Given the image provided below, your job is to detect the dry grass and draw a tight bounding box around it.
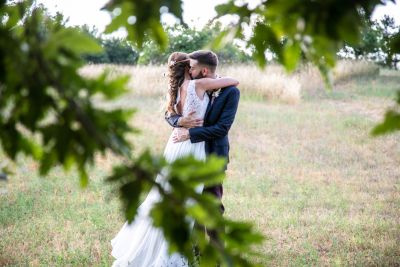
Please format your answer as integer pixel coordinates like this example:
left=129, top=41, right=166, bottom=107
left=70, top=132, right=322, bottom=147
left=80, top=64, right=167, bottom=97
left=218, top=65, right=302, bottom=104
left=333, top=60, right=380, bottom=82
left=1, top=63, right=399, bottom=266
left=81, top=60, right=379, bottom=106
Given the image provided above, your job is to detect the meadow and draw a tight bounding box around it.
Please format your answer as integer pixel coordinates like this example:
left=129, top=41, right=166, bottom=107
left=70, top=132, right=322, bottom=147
left=1, top=61, right=399, bottom=266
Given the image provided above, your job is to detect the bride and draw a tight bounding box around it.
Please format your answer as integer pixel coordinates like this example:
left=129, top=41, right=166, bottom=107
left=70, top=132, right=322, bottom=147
left=111, top=52, right=238, bottom=267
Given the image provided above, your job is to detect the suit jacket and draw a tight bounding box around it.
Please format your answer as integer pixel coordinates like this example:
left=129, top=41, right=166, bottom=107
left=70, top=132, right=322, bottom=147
left=165, top=85, right=240, bottom=167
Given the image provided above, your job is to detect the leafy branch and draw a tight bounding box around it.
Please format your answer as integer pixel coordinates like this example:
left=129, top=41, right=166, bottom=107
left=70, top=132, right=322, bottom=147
left=1, top=1, right=264, bottom=266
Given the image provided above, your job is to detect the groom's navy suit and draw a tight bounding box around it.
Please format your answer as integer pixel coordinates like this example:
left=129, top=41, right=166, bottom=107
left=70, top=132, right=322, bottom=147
left=165, top=85, right=240, bottom=212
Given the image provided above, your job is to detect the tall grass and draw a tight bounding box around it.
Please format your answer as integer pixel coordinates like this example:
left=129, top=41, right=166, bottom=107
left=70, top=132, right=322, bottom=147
left=80, top=60, right=379, bottom=105
left=218, top=65, right=302, bottom=104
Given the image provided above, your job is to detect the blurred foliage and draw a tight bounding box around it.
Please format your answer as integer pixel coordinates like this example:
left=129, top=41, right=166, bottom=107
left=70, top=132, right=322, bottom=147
left=1, top=1, right=263, bottom=266
left=137, top=23, right=252, bottom=65
left=0, top=1, right=135, bottom=184
left=372, top=90, right=400, bottom=135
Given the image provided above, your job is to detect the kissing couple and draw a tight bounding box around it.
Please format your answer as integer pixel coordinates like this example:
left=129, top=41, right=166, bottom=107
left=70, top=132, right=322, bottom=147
left=111, top=50, right=240, bottom=267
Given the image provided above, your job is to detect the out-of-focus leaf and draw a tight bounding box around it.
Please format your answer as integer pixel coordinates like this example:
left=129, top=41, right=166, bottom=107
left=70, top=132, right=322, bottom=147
left=39, top=151, right=57, bottom=176
left=209, top=27, right=239, bottom=50
left=223, top=220, right=265, bottom=251
left=4, top=2, right=23, bottom=28
left=19, top=135, right=43, bottom=160
left=79, top=165, right=89, bottom=188
left=151, top=199, right=193, bottom=259
left=215, top=1, right=253, bottom=21
left=103, top=0, right=183, bottom=49
left=120, top=179, right=143, bottom=223
left=371, top=110, right=400, bottom=135
left=46, top=28, right=102, bottom=56
left=250, top=23, right=281, bottom=68
left=88, top=70, right=130, bottom=99
left=283, top=40, right=301, bottom=71
left=169, top=155, right=225, bottom=186
left=149, top=19, right=168, bottom=50
left=104, top=2, right=133, bottom=34
left=62, top=153, right=75, bottom=171
left=336, top=9, right=362, bottom=45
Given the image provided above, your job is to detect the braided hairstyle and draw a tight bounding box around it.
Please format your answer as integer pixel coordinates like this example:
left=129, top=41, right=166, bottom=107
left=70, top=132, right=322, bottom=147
left=166, top=52, right=190, bottom=115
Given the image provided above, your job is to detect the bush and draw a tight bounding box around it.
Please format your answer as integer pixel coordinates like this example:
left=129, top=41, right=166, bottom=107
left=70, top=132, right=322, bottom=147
left=79, top=25, right=138, bottom=65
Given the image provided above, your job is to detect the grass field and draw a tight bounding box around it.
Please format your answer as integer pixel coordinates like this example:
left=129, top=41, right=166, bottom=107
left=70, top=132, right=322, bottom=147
left=1, top=64, right=399, bottom=266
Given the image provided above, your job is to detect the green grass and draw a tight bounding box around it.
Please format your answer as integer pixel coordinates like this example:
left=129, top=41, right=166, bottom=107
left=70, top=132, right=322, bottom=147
left=1, top=70, right=400, bottom=266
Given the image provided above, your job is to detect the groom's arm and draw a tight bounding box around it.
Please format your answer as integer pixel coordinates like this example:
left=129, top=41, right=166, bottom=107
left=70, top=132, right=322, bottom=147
left=189, top=88, right=240, bottom=143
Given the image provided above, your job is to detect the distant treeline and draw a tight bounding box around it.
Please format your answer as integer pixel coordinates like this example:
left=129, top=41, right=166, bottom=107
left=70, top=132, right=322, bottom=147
left=79, top=13, right=399, bottom=69
left=80, top=23, right=252, bottom=65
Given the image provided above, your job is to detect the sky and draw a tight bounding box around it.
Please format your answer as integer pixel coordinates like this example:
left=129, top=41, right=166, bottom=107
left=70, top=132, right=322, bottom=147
left=36, top=0, right=400, bottom=33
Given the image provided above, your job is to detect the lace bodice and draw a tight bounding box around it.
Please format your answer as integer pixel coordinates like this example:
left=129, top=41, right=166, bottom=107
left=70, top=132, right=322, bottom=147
left=175, top=80, right=209, bottom=119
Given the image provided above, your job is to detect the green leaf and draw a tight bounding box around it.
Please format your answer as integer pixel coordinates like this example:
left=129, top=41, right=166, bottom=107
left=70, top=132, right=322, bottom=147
left=19, top=136, right=43, bottom=160
left=62, top=153, right=75, bottom=171
left=336, top=10, right=361, bottom=45
left=371, top=110, right=400, bottom=136
left=104, top=2, right=133, bottom=34
left=209, top=27, right=239, bottom=50
left=283, top=40, right=301, bottom=71
left=79, top=165, right=89, bottom=187
left=4, top=2, right=23, bottom=28
left=91, top=71, right=130, bottom=99
left=120, top=180, right=142, bottom=223
left=149, top=19, right=169, bottom=50
left=39, top=151, right=57, bottom=176
left=250, top=23, right=283, bottom=68
left=187, top=203, right=218, bottom=228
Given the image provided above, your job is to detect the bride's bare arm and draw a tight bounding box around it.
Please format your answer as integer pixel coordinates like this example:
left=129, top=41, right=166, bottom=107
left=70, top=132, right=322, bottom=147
left=195, top=77, right=239, bottom=92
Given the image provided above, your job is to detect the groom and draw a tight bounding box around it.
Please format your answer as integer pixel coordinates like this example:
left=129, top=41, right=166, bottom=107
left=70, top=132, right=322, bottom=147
left=165, top=50, right=240, bottom=215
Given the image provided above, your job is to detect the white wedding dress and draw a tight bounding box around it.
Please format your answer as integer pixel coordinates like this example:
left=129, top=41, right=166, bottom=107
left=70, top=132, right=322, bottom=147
left=111, top=80, right=209, bottom=267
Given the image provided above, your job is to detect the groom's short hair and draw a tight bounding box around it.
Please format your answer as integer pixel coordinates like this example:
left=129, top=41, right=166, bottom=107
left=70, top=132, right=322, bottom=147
left=189, top=50, right=218, bottom=73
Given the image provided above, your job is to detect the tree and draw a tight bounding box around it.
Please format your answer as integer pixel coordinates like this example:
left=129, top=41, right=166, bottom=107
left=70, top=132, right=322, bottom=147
left=137, top=23, right=251, bottom=65
left=379, top=15, right=400, bottom=68
left=340, top=14, right=400, bottom=69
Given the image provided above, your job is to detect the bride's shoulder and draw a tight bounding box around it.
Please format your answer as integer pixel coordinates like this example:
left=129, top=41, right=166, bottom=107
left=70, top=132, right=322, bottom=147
left=187, top=79, right=197, bottom=90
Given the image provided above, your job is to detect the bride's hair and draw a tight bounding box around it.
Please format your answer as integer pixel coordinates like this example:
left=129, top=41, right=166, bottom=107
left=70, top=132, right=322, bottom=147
left=166, top=52, right=190, bottom=115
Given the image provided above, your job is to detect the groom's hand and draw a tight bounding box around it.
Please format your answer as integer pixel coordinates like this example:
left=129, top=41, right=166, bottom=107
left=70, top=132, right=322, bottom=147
left=173, top=128, right=190, bottom=143
left=178, top=111, right=203, bottom=128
